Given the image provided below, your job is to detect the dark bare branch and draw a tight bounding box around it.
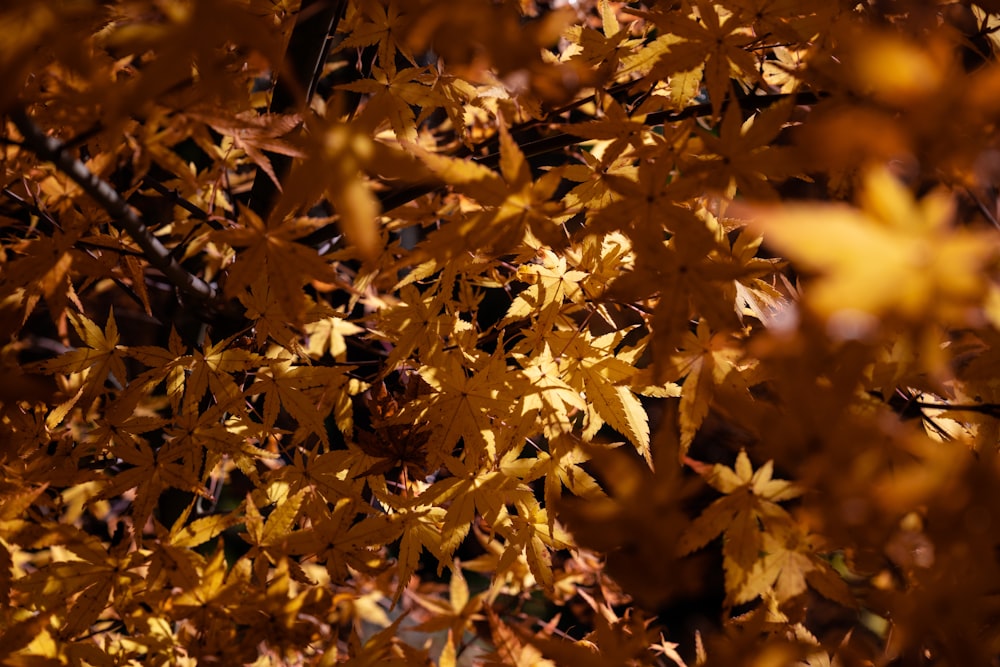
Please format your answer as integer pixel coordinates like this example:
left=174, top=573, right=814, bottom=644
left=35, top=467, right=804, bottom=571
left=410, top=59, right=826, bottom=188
left=10, top=108, right=219, bottom=305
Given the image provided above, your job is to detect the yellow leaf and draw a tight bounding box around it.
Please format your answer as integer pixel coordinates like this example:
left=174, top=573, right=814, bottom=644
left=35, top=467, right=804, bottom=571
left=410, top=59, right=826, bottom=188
left=679, top=449, right=798, bottom=574
left=439, top=631, right=457, bottom=667
left=485, top=607, right=556, bottom=667
left=584, top=378, right=650, bottom=463
left=305, top=310, right=365, bottom=361
left=336, top=177, right=381, bottom=263
left=449, top=564, right=469, bottom=612
left=170, top=512, right=242, bottom=549
left=670, top=64, right=705, bottom=108
left=749, top=167, right=996, bottom=334
left=666, top=321, right=749, bottom=457
left=600, top=0, right=619, bottom=37
left=260, top=489, right=305, bottom=547
left=213, top=205, right=341, bottom=322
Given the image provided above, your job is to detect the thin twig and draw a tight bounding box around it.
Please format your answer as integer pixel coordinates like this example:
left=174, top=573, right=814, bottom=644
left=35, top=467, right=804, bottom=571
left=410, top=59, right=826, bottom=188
left=140, top=175, right=213, bottom=222
left=75, top=239, right=146, bottom=258
left=2, top=186, right=60, bottom=230
left=964, top=186, right=1000, bottom=230
left=6, top=186, right=167, bottom=259
left=10, top=108, right=220, bottom=305
left=914, top=401, right=1000, bottom=417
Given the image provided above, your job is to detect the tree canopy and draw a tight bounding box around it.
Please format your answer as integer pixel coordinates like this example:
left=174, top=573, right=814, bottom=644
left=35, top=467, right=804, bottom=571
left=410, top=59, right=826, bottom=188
left=3, top=0, right=1000, bottom=665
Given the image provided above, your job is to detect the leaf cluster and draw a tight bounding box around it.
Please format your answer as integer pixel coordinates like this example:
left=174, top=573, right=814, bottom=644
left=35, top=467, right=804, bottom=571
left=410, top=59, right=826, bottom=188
left=3, top=0, right=1000, bottom=665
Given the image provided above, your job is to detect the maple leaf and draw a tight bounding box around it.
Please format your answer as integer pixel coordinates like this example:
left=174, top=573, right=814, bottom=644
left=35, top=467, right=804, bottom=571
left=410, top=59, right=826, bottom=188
left=81, top=387, right=166, bottom=459
left=664, top=320, right=755, bottom=457
left=679, top=449, right=802, bottom=595
left=15, top=531, right=146, bottom=637
left=36, top=309, right=128, bottom=410
left=169, top=540, right=251, bottom=631
left=129, top=330, right=262, bottom=416
left=305, top=307, right=365, bottom=361
left=240, top=489, right=308, bottom=584
left=413, top=347, right=527, bottom=466
left=183, top=108, right=305, bottom=188
left=561, top=149, right=637, bottom=216
left=483, top=606, right=556, bottom=667
left=494, top=495, right=573, bottom=591
left=237, top=273, right=323, bottom=351
left=541, top=327, right=653, bottom=460
left=729, top=0, right=834, bottom=44
left=626, top=0, right=761, bottom=117
left=728, top=229, right=788, bottom=325
left=421, top=457, right=528, bottom=560
left=338, top=613, right=418, bottom=666
left=355, top=419, right=433, bottom=480
left=503, top=437, right=605, bottom=523
left=162, top=405, right=259, bottom=485
left=748, top=166, right=997, bottom=337
left=250, top=557, right=336, bottom=652
left=79, top=226, right=154, bottom=314
left=266, top=448, right=362, bottom=511
left=651, top=632, right=689, bottom=667
left=0, top=226, right=83, bottom=323
left=418, top=64, right=478, bottom=146
left=564, top=97, right=658, bottom=164
left=101, top=435, right=212, bottom=536
left=339, top=0, right=417, bottom=69
left=503, top=249, right=587, bottom=337
left=389, top=503, right=449, bottom=600
left=181, top=339, right=263, bottom=414
left=413, top=121, right=566, bottom=254
left=678, top=100, right=801, bottom=200
left=728, top=528, right=852, bottom=607
left=213, top=205, right=341, bottom=323
left=564, top=0, right=639, bottom=75
left=523, top=600, right=661, bottom=667
left=287, top=497, right=400, bottom=583
left=564, top=231, right=636, bottom=309
left=461, top=524, right=537, bottom=597
left=373, top=277, right=470, bottom=370
left=514, top=343, right=588, bottom=441
left=124, top=327, right=190, bottom=400
left=608, top=215, right=747, bottom=364
left=410, top=563, right=483, bottom=637
left=167, top=507, right=242, bottom=550
left=590, top=157, right=707, bottom=248
left=245, top=350, right=353, bottom=446
left=340, top=64, right=446, bottom=142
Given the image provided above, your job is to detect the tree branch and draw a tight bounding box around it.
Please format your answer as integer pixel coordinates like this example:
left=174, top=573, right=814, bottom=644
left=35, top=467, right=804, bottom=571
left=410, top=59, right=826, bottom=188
left=140, top=175, right=212, bottom=223
left=10, top=109, right=220, bottom=305
left=914, top=401, right=1000, bottom=418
